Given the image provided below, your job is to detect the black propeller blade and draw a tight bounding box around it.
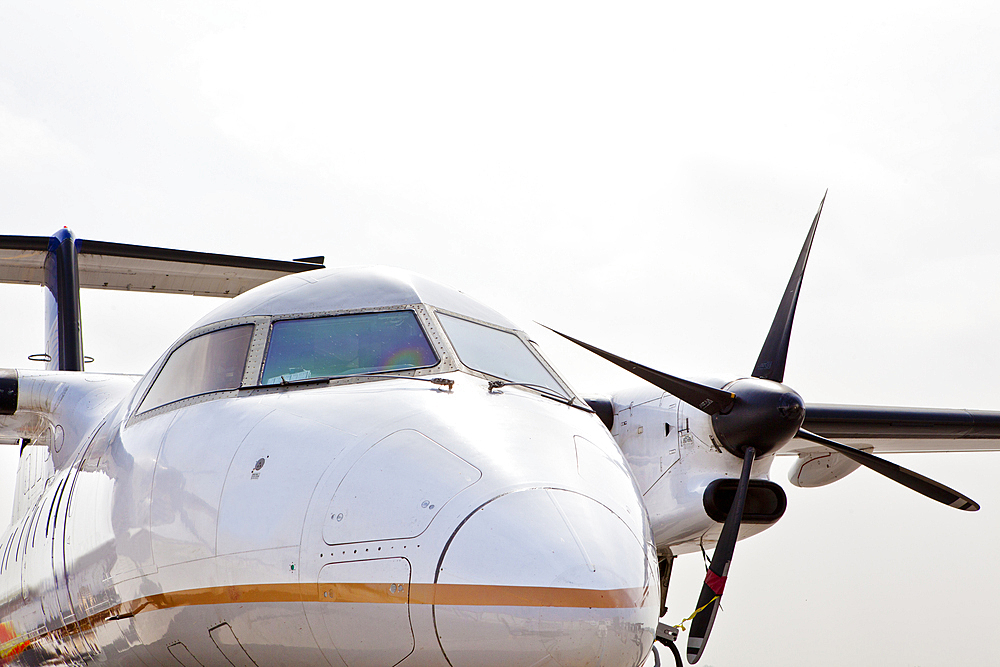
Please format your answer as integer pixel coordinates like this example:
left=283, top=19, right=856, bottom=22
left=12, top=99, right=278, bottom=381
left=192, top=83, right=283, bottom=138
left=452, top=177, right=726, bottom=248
left=796, top=428, right=979, bottom=511
left=542, top=193, right=980, bottom=664
left=540, top=326, right=736, bottom=416
left=753, top=191, right=826, bottom=382
left=541, top=330, right=804, bottom=458
left=686, top=447, right=756, bottom=664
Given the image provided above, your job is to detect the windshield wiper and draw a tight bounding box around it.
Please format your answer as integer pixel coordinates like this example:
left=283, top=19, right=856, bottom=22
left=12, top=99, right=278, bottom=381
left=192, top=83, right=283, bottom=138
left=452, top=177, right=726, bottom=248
left=486, top=380, right=592, bottom=412
left=247, top=373, right=454, bottom=390
left=341, top=373, right=454, bottom=389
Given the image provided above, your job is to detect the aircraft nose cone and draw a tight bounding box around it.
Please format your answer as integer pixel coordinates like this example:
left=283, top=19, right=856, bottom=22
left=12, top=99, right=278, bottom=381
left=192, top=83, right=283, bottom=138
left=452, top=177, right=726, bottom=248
left=431, top=488, right=658, bottom=667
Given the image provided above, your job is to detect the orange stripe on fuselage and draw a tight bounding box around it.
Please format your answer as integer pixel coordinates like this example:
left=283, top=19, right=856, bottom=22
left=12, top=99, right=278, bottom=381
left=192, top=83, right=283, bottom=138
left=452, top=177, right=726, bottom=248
left=1, top=580, right=648, bottom=656
left=408, top=583, right=646, bottom=608
left=118, top=581, right=647, bottom=612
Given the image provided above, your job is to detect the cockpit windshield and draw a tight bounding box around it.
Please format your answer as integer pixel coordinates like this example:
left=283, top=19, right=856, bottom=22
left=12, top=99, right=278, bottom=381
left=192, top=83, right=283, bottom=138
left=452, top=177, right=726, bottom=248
left=261, top=310, right=438, bottom=385
left=139, top=324, right=254, bottom=412
left=436, top=313, right=569, bottom=398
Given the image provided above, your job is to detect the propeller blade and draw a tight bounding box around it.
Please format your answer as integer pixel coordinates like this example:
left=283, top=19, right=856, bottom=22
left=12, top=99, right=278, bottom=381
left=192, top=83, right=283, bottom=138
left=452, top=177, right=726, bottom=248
left=752, top=192, right=827, bottom=382
left=687, top=447, right=756, bottom=664
left=541, top=326, right=735, bottom=415
left=796, top=428, right=979, bottom=511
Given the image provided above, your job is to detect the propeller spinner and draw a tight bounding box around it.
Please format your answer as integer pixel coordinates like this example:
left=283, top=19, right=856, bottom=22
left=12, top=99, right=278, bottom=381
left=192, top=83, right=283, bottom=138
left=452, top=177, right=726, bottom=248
left=544, top=192, right=979, bottom=664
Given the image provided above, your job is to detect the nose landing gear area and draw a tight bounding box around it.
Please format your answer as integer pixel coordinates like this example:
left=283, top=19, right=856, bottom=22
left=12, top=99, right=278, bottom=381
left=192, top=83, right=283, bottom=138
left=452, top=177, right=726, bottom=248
left=646, top=624, right=683, bottom=667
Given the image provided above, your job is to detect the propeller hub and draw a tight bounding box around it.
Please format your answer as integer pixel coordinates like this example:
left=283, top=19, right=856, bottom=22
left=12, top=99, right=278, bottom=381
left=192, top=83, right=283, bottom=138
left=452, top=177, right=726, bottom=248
left=711, top=378, right=805, bottom=457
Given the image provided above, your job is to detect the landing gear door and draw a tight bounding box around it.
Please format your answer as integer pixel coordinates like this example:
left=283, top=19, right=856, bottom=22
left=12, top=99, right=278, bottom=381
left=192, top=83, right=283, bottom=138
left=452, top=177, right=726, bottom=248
left=307, top=557, right=414, bottom=667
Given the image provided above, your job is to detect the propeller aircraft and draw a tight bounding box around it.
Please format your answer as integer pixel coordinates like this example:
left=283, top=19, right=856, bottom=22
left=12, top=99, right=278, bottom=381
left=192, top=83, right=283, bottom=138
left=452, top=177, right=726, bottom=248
left=0, top=196, right=998, bottom=667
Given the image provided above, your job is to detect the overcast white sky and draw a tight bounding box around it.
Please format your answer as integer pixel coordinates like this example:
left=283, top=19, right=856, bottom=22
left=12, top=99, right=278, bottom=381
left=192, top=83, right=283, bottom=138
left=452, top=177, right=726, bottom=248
left=2, top=2, right=999, bottom=665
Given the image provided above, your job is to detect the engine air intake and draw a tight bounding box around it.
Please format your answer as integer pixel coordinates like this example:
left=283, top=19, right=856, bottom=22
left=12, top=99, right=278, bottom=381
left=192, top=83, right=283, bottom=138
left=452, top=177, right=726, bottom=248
left=703, top=479, right=787, bottom=525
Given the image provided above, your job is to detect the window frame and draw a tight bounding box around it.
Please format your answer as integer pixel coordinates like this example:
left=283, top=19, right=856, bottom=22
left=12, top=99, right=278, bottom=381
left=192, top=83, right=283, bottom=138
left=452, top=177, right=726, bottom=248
left=430, top=308, right=577, bottom=401
left=130, top=317, right=268, bottom=421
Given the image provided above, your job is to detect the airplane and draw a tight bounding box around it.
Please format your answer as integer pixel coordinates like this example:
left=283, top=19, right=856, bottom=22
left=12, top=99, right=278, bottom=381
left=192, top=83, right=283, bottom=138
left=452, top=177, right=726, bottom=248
left=0, top=196, right=998, bottom=667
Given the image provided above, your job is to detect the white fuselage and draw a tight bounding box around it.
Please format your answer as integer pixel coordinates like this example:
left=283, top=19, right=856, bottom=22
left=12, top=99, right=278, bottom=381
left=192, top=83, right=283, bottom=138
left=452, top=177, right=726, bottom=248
left=0, top=267, right=661, bottom=667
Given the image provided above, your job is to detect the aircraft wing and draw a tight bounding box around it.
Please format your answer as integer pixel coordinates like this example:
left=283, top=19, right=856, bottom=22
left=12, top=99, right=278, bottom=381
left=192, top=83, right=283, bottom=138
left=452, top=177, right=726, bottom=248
left=0, top=235, right=324, bottom=297
left=779, top=403, right=1000, bottom=454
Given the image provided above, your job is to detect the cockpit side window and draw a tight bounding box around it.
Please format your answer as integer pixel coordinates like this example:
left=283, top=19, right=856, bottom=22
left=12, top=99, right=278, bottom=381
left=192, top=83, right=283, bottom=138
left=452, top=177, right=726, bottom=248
left=260, top=310, right=438, bottom=385
left=139, top=325, right=254, bottom=413
left=436, top=313, right=569, bottom=398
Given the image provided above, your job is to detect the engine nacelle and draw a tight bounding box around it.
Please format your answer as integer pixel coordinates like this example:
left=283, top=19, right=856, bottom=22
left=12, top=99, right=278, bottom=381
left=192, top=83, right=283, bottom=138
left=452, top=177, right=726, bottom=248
left=788, top=449, right=865, bottom=487
left=601, top=385, right=787, bottom=555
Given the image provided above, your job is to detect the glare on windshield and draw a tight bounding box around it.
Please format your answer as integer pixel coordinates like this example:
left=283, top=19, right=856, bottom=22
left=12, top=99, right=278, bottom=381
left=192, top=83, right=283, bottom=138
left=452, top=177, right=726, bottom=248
left=261, top=311, right=438, bottom=385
